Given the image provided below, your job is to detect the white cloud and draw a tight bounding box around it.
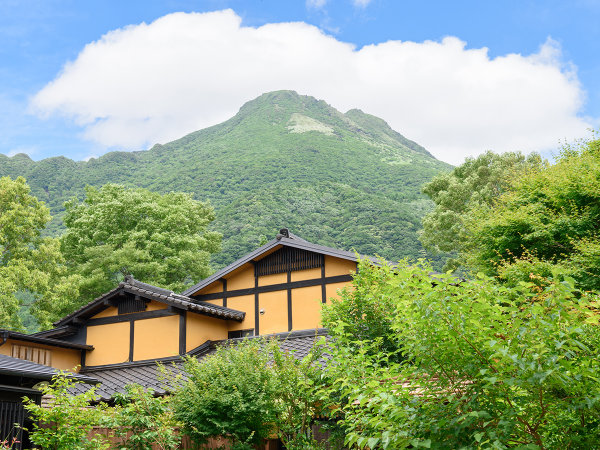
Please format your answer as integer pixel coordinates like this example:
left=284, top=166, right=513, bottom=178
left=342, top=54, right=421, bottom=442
left=353, top=0, right=373, bottom=7
left=32, top=9, right=595, bottom=165
left=306, top=0, right=327, bottom=9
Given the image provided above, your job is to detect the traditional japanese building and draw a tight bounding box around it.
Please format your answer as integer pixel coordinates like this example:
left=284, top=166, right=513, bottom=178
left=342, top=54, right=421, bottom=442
left=0, top=229, right=365, bottom=401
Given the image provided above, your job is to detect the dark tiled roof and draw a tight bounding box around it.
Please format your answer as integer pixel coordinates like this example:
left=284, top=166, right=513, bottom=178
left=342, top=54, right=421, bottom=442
left=182, top=231, right=376, bottom=296
left=55, top=276, right=245, bottom=327
left=0, top=329, right=93, bottom=350
left=0, top=354, right=99, bottom=384
left=32, top=325, right=78, bottom=339
left=73, top=329, right=329, bottom=401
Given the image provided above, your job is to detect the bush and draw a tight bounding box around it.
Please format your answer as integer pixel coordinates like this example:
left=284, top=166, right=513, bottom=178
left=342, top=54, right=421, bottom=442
left=172, top=337, right=328, bottom=449
left=23, top=373, right=110, bottom=450
left=108, top=384, right=181, bottom=450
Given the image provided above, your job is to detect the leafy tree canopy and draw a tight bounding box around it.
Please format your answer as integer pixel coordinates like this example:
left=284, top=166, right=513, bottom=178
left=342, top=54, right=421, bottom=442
left=322, top=260, right=600, bottom=449
left=0, top=176, right=80, bottom=330
left=172, top=338, right=327, bottom=449
left=420, top=151, right=544, bottom=271
left=61, top=183, right=221, bottom=304
left=465, top=135, right=600, bottom=291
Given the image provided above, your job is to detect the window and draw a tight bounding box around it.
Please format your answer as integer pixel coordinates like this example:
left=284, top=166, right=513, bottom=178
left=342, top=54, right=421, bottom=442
left=11, top=344, right=52, bottom=366
left=228, top=329, right=254, bottom=339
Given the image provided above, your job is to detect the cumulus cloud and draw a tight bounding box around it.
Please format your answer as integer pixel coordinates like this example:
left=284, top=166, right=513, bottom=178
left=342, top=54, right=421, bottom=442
left=32, top=9, right=594, bottom=165
left=306, top=0, right=327, bottom=9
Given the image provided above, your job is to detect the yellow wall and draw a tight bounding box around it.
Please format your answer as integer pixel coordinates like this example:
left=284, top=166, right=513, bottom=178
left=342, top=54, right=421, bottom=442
left=258, top=290, right=288, bottom=335
left=204, top=299, right=223, bottom=306
left=196, top=283, right=223, bottom=296
left=186, top=313, right=228, bottom=351
left=145, top=301, right=167, bottom=311
left=227, top=295, right=255, bottom=331
left=89, top=299, right=166, bottom=318
left=258, top=272, right=287, bottom=286
left=133, top=315, right=179, bottom=361
left=86, top=322, right=130, bottom=366
left=92, top=306, right=118, bottom=319
left=0, top=339, right=81, bottom=371
left=291, top=285, right=322, bottom=331
left=186, top=254, right=357, bottom=337
left=226, top=265, right=255, bottom=291
left=291, top=267, right=321, bottom=282
left=325, top=256, right=357, bottom=277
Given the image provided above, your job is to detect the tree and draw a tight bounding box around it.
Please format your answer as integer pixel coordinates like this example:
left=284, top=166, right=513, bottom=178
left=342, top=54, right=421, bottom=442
left=24, top=373, right=110, bottom=449
left=420, top=151, right=544, bottom=271
left=321, top=259, right=399, bottom=359
left=322, top=260, right=600, bottom=449
left=0, top=176, right=80, bottom=330
left=172, top=338, right=327, bottom=449
left=172, top=339, right=280, bottom=448
left=465, top=135, right=600, bottom=291
left=61, top=184, right=221, bottom=303
left=109, top=384, right=181, bottom=449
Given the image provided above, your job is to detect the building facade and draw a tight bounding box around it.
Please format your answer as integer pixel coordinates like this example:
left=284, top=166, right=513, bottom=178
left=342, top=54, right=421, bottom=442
left=0, top=229, right=363, bottom=400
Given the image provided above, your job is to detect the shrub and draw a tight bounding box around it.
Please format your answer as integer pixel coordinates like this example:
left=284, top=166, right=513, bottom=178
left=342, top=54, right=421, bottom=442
left=108, top=384, right=181, bottom=450
left=23, top=372, right=110, bottom=450
left=172, top=337, right=328, bottom=449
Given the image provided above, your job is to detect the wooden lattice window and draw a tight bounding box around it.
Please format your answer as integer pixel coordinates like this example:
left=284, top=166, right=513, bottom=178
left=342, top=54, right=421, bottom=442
left=118, top=296, right=147, bottom=314
left=255, top=247, right=323, bottom=276
left=11, top=344, right=52, bottom=366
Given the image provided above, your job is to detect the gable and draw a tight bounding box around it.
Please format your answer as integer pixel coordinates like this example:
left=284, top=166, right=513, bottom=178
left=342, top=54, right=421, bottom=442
left=255, top=246, right=323, bottom=276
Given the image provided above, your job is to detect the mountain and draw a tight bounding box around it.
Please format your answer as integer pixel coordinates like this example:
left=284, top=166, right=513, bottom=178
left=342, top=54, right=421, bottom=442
left=0, top=90, right=451, bottom=267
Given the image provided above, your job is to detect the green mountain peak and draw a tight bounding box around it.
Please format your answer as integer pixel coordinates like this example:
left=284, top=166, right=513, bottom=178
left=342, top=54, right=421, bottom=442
left=0, top=91, right=451, bottom=268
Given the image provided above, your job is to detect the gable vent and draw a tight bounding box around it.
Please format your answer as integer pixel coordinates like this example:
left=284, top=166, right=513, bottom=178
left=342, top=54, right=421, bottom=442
left=255, top=246, right=323, bottom=277
left=118, top=296, right=147, bottom=315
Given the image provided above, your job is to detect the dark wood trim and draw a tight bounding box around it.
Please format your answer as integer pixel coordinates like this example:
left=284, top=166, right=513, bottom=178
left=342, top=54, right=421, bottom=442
left=221, top=278, right=228, bottom=308
left=321, top=261, right=327, bottom=303
left=80, top=349, right=86, bottom=368
left=253, top=262, right=259, bottom=336
left=287, top=270, right=292, bottom=331
left=179, top=311, right=186, bottom=355
left=129, top=321, right=134, bottom=362
left=85, top=309, right=176, bottom=326
left=194, top=274, right=353, bottom=301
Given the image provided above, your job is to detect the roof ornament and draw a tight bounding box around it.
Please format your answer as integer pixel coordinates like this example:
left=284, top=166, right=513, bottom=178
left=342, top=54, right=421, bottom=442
left=277, top=228, right=290, bottom=240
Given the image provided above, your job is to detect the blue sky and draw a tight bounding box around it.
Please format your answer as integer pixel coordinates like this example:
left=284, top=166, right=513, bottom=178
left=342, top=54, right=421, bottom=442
left=1, top=0, right=599, bottom=164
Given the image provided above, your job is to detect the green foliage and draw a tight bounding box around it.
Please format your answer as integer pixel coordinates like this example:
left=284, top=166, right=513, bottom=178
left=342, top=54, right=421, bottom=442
left=0, top=176, right=81, bottom=329
left=321, top=258, right=399, bottom=358
left=420, top=151, right=544, bottom=271
left=61, top=183, right=221, bottom=304
left=23, top=373, right=110, bottom=450
left=465, top=135, right=600, bottom=291
left=323, top=260, right=600, bottom=449
left=270, top=337, right=327, bottom=449
left=0, top=91, right=450, bottom=270
left=172, top=339, right=279, bottom=448
left=172, top=337, right=327, bottom=449
left=109, top=384, right=181, bottom=450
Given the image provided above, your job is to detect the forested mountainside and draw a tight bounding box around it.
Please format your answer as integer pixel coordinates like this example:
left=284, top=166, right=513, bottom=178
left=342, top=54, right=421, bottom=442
left=0, top=90, right=451, bottom=268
